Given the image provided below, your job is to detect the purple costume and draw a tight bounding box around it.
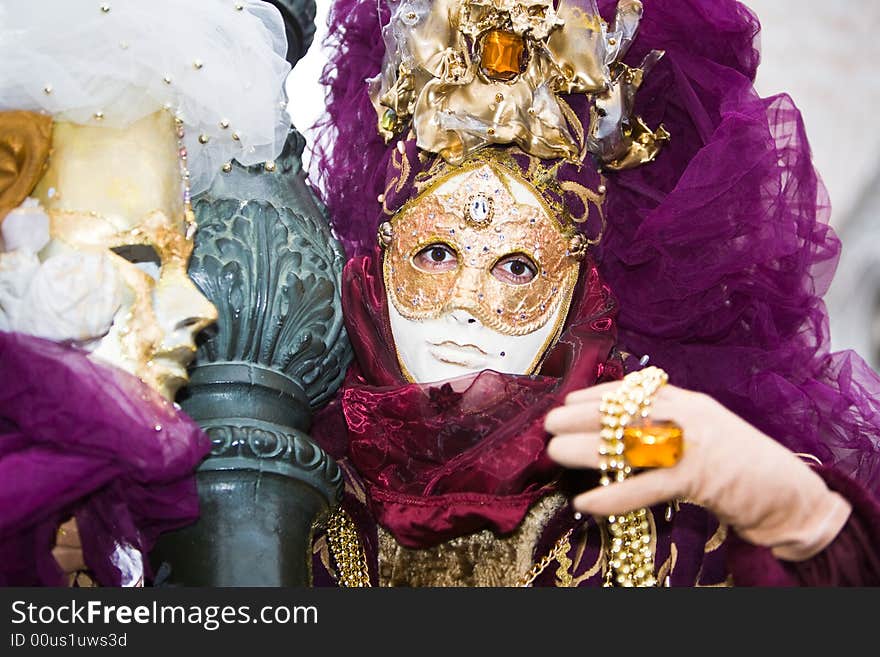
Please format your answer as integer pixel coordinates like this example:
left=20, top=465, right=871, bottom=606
left=308, top=0, right=880, bottom=586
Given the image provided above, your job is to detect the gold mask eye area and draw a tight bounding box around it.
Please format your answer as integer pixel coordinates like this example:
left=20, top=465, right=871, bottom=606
left=412, top=242, right=459, bottom=273
left=492, top=252, right=538, bottom=285
left=111, top=243, right=162, bottom=281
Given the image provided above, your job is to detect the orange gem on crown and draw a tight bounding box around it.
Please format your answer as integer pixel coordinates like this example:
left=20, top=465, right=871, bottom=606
left=480, top=30, right=525, bottom=81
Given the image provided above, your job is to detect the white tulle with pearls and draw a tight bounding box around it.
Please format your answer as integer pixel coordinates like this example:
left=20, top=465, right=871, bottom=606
left=0, top=0, right=292, bottom=195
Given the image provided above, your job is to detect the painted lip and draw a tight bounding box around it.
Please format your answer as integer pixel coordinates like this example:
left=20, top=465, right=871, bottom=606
left=151, top=358, right=188, bottom=384
left=151, top=344, right=196, bottom=380
left=428, top=341, right=489, bottom=368
left=429, top=340, right=489, bottom=356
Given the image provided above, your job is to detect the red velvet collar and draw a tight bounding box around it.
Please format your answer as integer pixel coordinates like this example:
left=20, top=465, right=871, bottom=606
left=322, top=251, right=620, bottom=548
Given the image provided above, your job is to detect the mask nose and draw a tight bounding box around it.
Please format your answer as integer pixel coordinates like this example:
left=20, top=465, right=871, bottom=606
left=446, top=266, right=483, bottom=319
left=174, top=278, right=217, bottom=335
left=450, top=308, right=479, bottom=325
left=155, top=272, right=218, bottom=347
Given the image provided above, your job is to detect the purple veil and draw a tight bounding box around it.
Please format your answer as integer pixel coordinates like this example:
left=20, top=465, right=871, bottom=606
left=0, top=333, right=209, bottom=586
left=311, top=0, right=880, bottom=493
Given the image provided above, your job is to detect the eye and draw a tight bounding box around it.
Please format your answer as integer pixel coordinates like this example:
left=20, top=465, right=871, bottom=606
left=413, top=243, right=459, bottom=273
left=492, top=253, right=537, bottom=285
left=112, top=244, right=161, bottom=281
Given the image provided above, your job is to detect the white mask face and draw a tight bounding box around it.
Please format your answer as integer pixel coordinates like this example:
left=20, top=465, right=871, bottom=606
left=383, top=162, right=582, bottom=385
left=387, top=288, right=567, bottom=383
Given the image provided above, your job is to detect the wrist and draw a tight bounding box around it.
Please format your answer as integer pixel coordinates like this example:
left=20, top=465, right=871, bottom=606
left=769, top=491, right=851, bottom=562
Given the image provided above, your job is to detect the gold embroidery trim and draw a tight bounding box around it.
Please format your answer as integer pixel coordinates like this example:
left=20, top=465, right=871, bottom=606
left=394, top=145, right=411, bottom=194
left=570, top=523, right=604, bottom=586
left=704, top=523, right=728, bottom=554
left=656, top=542, right=678, bottom=587
left=326, top=503, right=577, bottom=587
left=376, top=493, right=567, bottom=586
left=518, top=528, right=573, bottom=588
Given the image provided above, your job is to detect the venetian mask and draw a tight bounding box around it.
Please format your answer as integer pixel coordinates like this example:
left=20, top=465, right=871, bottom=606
left=14, top=111, right=216, bottom=399
left=382, top=159, right=586, bottom=383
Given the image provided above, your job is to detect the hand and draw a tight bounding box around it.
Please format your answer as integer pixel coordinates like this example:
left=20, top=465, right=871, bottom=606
left=52, top=518, right=93, bottom=587
left=544, top=381, right=852, bottom=561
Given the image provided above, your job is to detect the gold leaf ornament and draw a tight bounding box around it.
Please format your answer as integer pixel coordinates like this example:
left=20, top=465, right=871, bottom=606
left=0, top=111, right=53, bottom=222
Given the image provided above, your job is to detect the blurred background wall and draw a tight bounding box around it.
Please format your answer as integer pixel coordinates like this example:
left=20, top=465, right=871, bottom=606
left=748, top=0, right=880, bottom=371
left=287, top=0, right=880, bottom=371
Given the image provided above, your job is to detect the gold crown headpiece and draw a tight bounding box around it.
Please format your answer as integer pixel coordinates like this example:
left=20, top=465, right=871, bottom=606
left=370, top=0, right=669, bottom=169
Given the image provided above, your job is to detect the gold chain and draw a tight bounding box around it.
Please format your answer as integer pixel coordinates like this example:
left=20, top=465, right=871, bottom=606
left=597, top=366, right=667, bottom=587
left=327, top=507, right=578, bottom=588
left=517, top=528, right=574, bottom=587
left=327, top=508, right=372, bottom=587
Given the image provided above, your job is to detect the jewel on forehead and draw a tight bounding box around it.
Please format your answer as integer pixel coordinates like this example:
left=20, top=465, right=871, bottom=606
left=465, top=193, right=494, bottom=228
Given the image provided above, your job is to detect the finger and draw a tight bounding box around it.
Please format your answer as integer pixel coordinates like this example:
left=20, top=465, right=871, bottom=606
left=564, top=381, right=619, bottom=406
left=55, top=518, right=80, bottom=548
left=572, top=468, right=681, bottom=516
left=52, top=546, right=86, bottom=574
left=544, top=402, right=601, bottom=434
left=566, top=379, right=690, bottom=412
left=551, top=381, right=689, bottom=434
left=546, top=432, right=601, bottom=469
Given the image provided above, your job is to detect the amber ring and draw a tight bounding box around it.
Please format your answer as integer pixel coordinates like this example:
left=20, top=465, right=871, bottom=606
left=598, top=366, right=683, bottom=485
left=622, top=418, right=684, bottom=468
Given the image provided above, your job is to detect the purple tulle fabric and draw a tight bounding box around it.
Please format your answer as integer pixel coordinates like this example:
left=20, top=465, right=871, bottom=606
left=0, top=332, right=210, bottom=586
left=312, top=0, right=880, bottom=494
left=596, top=0, right=880, bottom=491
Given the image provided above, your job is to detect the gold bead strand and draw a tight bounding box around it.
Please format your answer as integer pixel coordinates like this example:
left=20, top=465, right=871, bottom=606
left=598, top=366, right=667, bottom=587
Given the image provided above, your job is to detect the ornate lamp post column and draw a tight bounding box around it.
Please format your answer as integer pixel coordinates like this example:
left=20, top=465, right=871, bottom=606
left=151, top=1, right=351, bottom=586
